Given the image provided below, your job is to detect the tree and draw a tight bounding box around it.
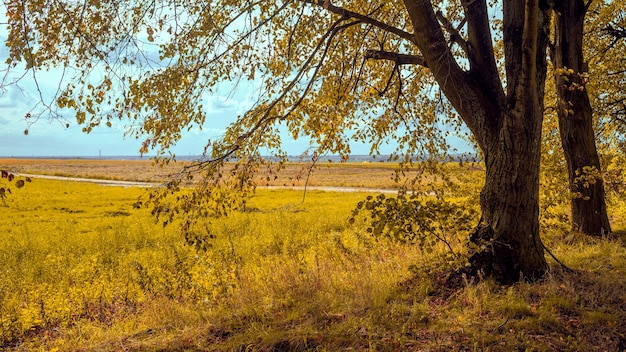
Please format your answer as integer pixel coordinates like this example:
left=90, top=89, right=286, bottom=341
left=589, top=3, right=626, bottom=187
left=552, top=0, right=612, bottom=236
left=3, top=0, right=556, bottom=283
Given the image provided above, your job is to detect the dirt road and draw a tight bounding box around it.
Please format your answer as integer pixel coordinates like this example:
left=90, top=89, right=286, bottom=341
left=17, top=173, right=399, bottom=193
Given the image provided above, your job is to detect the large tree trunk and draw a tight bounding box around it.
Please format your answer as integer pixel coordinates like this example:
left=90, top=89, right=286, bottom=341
left=553, top=0, right=612, bottom=236
left=464, top=0, right=549, bottom=283
left=403, top=0, right=549, bottom=283
left=469, top=112, right=547, bottom=284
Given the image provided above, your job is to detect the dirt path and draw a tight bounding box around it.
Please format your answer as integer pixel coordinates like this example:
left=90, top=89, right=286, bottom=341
left=17, top=173, right=159, bottom=187
left=17, top=173, right=399, bottom=193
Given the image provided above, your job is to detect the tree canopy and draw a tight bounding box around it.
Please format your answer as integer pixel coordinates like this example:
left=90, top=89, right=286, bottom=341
left=4, top=1, right=465, bottom=160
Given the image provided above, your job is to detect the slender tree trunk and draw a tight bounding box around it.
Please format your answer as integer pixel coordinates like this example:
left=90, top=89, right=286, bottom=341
left=553, top=0, right=612, bottom=236
left=558, top=101, right=612, bottom=236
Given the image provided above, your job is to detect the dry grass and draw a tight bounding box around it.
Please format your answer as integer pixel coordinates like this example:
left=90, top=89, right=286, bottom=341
left=0, top=158, right=178, bottom=182
left=0, top=158, right=484, bottom=190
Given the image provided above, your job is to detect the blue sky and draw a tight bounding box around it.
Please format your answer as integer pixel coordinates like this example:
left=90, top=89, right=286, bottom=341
left=0, top=6, right=330, bottom=158
left=0, top=71, right=471, bottom=158
left=0, top=63, right=318, bottom=158
left=0, top=72, right=376, bottom=158
left=0, top=57, right=472, bottom=158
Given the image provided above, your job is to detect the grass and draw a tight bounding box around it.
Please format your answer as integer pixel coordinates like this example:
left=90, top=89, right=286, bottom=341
left=0, top=160, right=625, bottom=351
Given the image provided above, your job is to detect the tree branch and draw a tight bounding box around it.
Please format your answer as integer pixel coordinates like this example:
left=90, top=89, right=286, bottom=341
left=193, top=17, right=357, bottom=166
left=364, top=49, right=428, bottom=67
left=604, top=24, right=626, bottom=39
left=463, top=0, right=505, bottom=108
left=301, top=0, right=416, bottom=44
left=435, top=10, right=469, bottom=54
left=402, top=0, right=492, bottom=149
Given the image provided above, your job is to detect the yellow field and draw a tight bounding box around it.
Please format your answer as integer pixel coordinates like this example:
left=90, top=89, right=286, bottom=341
left=1, top=161, right=625, bottom=351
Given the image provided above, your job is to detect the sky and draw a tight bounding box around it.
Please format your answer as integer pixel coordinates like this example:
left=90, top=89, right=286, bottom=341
left=0, top=72, right=393, bottom=158
left=0, top=56, right=296, bottom=158
left=0, top=7, right=330, bottom=158
left=0, top=72, right=472, bottom=158
left=0, top=62, right=328, bottom=158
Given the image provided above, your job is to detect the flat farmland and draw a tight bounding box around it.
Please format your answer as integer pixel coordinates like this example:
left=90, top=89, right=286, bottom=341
left=0, top=158, right=483, bottom=189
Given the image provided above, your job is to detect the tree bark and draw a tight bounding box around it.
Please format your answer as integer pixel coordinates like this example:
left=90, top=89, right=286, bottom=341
left=403, top=0, right=549, bottom=283
left=553, top=0, right=612, bottom=236
left=469, top=111, right=547, bottom=284
left=467, top=0, right=550, bottom=283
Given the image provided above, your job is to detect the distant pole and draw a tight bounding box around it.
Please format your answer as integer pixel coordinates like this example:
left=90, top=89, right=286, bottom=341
left=99, top=149, right=101, bottom=158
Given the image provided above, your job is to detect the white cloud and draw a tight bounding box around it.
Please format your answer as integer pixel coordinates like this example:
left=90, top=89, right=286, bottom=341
left=0, top=85, right=35, bottom=108
left=206, top=96, right=239, bottom=113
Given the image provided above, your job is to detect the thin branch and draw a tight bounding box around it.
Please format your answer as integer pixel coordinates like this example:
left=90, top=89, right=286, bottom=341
left=603, top=24, right=626, bottom=39
left=607, top=68, right=626, bottom=76
left=287, top=5, right=308, bottom=61
left=606, top=97, right=626, bottom=107
left=301, top=0, right=415, bottom=44
left=351, top=23, right=376, bottom=92
left=196, top=1, right=294, bottom=72
left=544, top=105, right=557, bottom=113
left=543, top=243, right=575, bottom=273
left=379, top=63, right=399, bottom=97
left=364, top=49, right=428, bottom=67
left=54, top=0, right=116, bottom=64
left=279, top=20, right=364, bottom=119
left=393, top=65, right=405, bottom=112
